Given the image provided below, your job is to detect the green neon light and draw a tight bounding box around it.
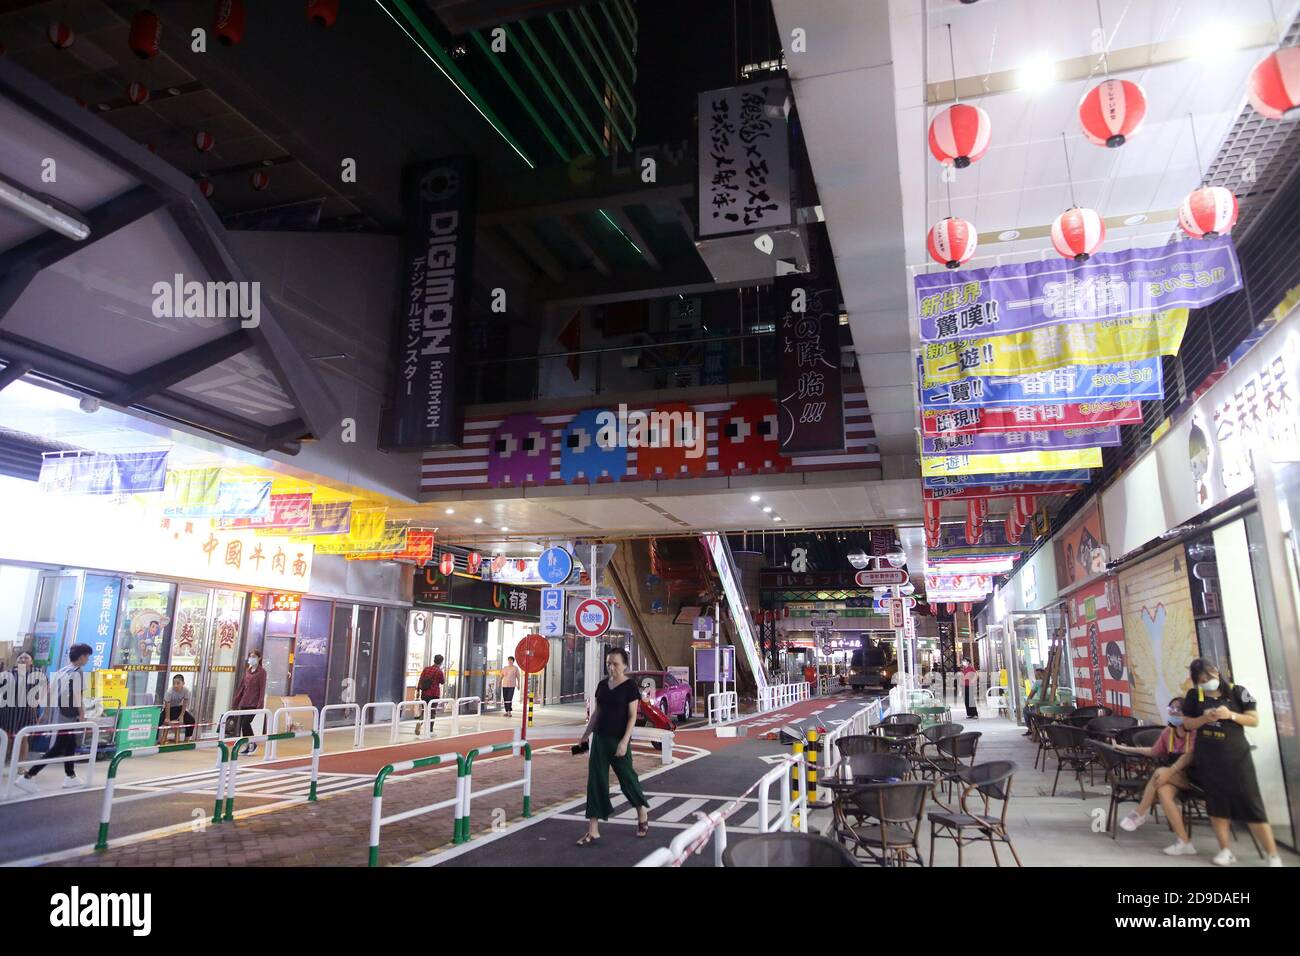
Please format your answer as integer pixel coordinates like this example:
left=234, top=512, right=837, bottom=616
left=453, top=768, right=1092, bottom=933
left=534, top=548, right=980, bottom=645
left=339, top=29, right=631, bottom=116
left=503, top=25, right=591, bottom=157
left=611, top=0, right=637, bottom=51
left=548, top=14, right=632, bottom=151
left=374, top=0, right=535, bottom=169
left=598, top=208, right=643, bottom=256
left=573, top=8, right=636, bottom=118
left=600, top=3, right=637, bottom=82
left=518, top=20, right=606, bottom=156
left=471, top=30, right=570, bottom=161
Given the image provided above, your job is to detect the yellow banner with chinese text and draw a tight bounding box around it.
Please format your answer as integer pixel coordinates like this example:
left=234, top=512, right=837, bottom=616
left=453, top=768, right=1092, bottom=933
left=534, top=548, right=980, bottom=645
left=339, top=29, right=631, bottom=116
left=920, top=447, right=1103, bottom=477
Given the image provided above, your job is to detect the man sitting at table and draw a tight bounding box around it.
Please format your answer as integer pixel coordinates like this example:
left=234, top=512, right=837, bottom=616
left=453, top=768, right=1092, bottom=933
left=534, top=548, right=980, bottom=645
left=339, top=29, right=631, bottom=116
left=162, top=674, right=197, bottom=741
left=1114, top=697, right=1196, bottom=856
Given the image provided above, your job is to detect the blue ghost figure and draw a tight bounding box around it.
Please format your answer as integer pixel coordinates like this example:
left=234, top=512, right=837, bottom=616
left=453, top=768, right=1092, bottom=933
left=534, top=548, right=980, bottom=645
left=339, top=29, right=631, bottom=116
left=559, top=407, right=627, bottom=483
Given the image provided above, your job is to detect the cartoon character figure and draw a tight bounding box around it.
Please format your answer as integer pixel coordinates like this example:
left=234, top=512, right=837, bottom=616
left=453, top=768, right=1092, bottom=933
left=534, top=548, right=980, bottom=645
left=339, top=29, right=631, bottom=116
left=486, top=413, right=551, bottom=487
left=635, top=402, right=708, bottom=479
left=559, top=407, right=628, bottom=483
left=717, top=396, right=788, bottom=474
left=129, top=609, right=170, bottom=662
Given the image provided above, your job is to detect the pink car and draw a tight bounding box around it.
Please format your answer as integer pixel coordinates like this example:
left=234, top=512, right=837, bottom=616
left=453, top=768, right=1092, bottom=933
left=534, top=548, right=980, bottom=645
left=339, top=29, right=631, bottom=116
left=630, top=671, right=693, bottom=724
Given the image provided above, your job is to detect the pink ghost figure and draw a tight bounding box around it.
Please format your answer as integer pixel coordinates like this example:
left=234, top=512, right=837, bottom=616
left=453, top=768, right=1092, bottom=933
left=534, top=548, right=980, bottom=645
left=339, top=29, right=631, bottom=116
left=486, top=413, right=551, bottom=486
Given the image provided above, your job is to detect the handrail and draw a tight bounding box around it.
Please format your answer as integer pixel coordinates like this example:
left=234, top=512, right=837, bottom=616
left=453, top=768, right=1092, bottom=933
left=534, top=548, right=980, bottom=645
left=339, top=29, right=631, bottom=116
left=758, top=682, right=811, bottom=712
left=817, top=701, right=881, bottom=789
left=266, top=705, right=319, bottom=760
left=635, top=808, right=729, bottom=867
left=320, top=703, right=361, bottom=748
left=216, top=730, right=321, bottom=823
left=707, top=690, right=738, bottom=725
left=216, top=708, right=271, bottom=741
left=521, top=724, right=674, bottom=766
left=757, top=753, right=808, bottom=834
left=368, top=751, right=465, bottom=866
left=394, top=700, right=427, bottom=742
left=460, top=741, right=532, bottom=843
left=94, top=738, right=224, bottom=850
left=361, top=701, right=398, bottom=748
left=3, top=721, right=99, bottom=799
left=452, top=696, right=482, bottom=736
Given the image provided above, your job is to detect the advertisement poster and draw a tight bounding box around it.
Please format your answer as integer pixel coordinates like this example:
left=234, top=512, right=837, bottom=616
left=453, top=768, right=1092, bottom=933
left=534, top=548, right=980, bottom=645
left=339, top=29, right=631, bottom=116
left=1067, top=577, right=1131, bottom=714
left=1054, top=501, right=1110, bottom=589
left=697, top=79, right=791, bottom=237
left=921, top=359, right=1163, bottom=409
left=915, top=235, right=1241, bottom=342
left=923, top=470, right=1092, bottom=489
left=777, top=285, right=845, bottom=454
left=922, top=425, right=1120, bottom=456
left=921, top=447, right=1102, bottom=478
left=1118, top=548, right=1198, bottom=725
left=923, top=401, right=1142, bottom=436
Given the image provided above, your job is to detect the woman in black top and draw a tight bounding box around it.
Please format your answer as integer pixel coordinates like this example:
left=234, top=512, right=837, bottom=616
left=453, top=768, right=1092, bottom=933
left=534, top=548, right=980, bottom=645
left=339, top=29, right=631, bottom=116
left=576, top=647, right=650, bottom=846
left=1181, top=659, right=1282, bottom=867
left=0, top=651, right=43, bottom=766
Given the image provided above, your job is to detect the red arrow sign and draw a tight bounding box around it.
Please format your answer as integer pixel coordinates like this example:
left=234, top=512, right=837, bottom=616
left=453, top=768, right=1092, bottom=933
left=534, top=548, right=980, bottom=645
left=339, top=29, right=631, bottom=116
left=854, top=569, right=908, bottom=586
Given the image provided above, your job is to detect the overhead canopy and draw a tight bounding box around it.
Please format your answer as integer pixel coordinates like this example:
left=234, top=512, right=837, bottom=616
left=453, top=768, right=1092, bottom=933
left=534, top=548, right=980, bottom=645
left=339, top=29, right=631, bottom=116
left=0, top=58, right=338, bottom=455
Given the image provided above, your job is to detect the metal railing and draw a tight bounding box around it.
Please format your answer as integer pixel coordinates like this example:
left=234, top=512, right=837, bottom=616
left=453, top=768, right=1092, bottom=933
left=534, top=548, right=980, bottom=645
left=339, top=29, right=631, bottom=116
left=522, top=724, right=675, bottom=766
left=320, top=703, right=362, bottom=747
left=460, top=741, right=532, bottom=843
left=361, top=702, right=398, bottom=745
left=265, top=705, right=319, bottom=760
left=214, top=730, right=321, bottom=823
left=758, top=682, right=811, bottom=712
left=216, top=707, right=271, bottom=742
left=394, top=700, right=427, bottom=741
left=707, top=690, right=738, bottom=725
left=3, top=721, right=99, bottom=799
left=817, top=700, right=882, bottom=789
left=757, top=753, right=808, bottom=834
left=368, top=751, right=465, bottom=866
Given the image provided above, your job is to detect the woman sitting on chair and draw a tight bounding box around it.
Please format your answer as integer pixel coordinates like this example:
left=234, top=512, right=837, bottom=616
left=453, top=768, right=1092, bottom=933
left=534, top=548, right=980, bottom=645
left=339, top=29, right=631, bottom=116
left=1114, top=698, right=1195, bottom=854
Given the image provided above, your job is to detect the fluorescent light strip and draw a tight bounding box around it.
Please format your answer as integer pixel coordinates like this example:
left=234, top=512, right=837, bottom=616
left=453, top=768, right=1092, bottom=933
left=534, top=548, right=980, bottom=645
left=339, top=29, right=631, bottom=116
left=371, top=0, right=535, bottom=170
left=0, top=175, right=90, bottom=240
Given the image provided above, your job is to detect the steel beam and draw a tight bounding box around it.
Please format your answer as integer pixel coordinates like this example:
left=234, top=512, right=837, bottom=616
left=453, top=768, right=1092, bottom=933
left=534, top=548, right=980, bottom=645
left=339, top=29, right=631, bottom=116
left=558, top=216, right=613, bottom=276
left=0, top=360, right=32, bottom=393
left=109, top=331, right=251, bottom=407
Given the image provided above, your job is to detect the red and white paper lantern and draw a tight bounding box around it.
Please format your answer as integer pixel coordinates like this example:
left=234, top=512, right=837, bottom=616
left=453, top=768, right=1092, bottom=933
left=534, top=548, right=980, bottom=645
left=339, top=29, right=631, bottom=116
left=1178, top=186, right=1238, bottom=239
left=1078, top=78, right=1147, bottom=148
left=47, top=21, right=74, bottom=49
left=1248, top=47, right=1300, bottom=120
left=928, top=103, right=991, bottom=168
left=249, top=170, right=271, bottom=191
left=126, top=82, right=150, bottom=105
left=193, top=130, right=215, bottom=152
left=1051, top=206, right=1105, bottom=261
left=129, top=10, right=162, bottom=59
left=961, top=602, right=973, bottom=615
left=927, top=216, right=978, bottom=269
left=213, top=0, right=246, bottom=46
left=439, top=552, right=455, bottom=577
left=197, top=177, right=214, bottom=198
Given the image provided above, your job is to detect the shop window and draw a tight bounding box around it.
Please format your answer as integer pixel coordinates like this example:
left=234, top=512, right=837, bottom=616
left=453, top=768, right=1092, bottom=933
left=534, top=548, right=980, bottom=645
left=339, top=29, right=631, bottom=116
left=113, top=579, right=173, bottom=707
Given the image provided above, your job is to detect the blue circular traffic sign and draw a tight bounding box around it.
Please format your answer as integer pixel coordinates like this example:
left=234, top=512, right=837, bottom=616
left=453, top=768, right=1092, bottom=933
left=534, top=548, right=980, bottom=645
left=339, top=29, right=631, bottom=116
left=537, top=546, right=574, bottom=585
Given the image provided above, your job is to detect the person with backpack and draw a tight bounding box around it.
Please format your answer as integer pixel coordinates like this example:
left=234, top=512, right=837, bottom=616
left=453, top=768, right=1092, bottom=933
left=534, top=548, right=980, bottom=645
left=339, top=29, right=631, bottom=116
left=417, top=655, right=445, bottom=735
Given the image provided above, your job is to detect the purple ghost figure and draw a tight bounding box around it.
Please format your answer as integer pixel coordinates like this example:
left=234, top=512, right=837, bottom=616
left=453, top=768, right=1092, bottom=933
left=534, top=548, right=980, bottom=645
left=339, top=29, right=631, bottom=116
left=486, top=413, right=551, bottom=486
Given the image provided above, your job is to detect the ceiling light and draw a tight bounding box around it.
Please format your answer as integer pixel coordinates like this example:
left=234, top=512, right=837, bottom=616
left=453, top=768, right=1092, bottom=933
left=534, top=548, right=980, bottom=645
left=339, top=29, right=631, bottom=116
left=750, top=494, right=761, bottom=502
left=474, top=517, right=483, bottom=524
left=762, top=506, right=773, bottom=513
left=997, top=229, right=1020, bottom=241
left=773, top=516, right=783, bottom=522
left=444, top=508, right=455, bottom=515
left=500, top=526, right=509, bottom=532
left=0, top=172, right=90, bottom=241
left=1123, top=213, right=1148, bottom=226
left=1016, top=57, right=1057, bottom=94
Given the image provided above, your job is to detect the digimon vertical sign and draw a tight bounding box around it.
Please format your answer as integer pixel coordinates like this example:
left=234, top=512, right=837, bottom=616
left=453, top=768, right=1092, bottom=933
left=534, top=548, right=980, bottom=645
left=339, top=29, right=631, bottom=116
left=385, top=157, right=477, bottom=449
left=697, top=80, right=791, bottom=237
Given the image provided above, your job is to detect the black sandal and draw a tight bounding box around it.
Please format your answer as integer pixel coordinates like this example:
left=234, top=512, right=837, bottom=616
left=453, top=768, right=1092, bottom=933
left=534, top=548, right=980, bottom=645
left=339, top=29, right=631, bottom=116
left=636, top=819, right=649, bottom=837
left=576, top=833, right=600, bottom=847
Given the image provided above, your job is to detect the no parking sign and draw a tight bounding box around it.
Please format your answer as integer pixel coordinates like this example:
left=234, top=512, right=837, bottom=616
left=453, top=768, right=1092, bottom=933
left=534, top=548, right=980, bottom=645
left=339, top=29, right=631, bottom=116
left=574, top=598, right=611, bottom=638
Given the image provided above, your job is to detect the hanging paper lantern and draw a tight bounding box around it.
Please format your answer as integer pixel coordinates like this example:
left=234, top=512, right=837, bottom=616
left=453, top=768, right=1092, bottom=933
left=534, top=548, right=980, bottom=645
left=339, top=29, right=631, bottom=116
left=1051, top=206, right=1105, bottom=261
left=126, top=82, right=150, bottom=105
left=249, top=170, right=271, bottom=191
left=307, top=0, right=341, bottom=27
left=213, top=0, right=247, bottom=47
left=1248, top=47, right=1300, bottom=120
left=928, top=103, right=992, bottom=168
left=961, top=602, right=972, bottom=614
left=439, top=552, right=455, bottom=576
left=1078, top=78, right=1147, bottom=147
left=1005, top=512, right=1022, bottom=545
left=193, top=130, right=215, bottom=152
left=927, top=216, right=978, bottom=269
left=129, top=10, right=162, bottom=59
left=47, top=21, right=74, bottom=49
left=466, top=551, right=482, bottom=574
left=197, top=177, right=214, bottom=198
left=1178, top=186, right=1238, bottom=239
left=516, top=558, right=527, bottom=573
left=1015, top=495, right=1036, bottom=523
left=945, top=603, right=955, bottom=614
left=782, top=605, right=790, bottom=619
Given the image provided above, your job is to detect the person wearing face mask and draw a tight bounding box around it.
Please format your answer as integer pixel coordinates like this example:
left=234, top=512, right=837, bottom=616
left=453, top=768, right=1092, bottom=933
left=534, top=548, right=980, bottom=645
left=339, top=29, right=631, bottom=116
left=1180, top=658, right=1282, bottom=867
left=1115, top=698, right=1196, bottom=853
left=230, top=649, right=267, bottom=756
left=573, top=646, right=651, bottom=847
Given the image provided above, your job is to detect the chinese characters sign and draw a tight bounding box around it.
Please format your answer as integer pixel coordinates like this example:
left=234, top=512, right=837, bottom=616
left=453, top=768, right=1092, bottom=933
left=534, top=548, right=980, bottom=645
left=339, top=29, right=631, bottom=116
left=922, top=401, right=1141, bottom=436
left=921, top=358, right=1163, bottom=409
left=74, top=574, right=121, bottom=673
left=155, top=515, right=313, bottom=590
left=697, top=80, right=791, bottom=237
left=777, top=286, right=845, bottom=454
left=922, top=425, right=1120, bottom=456
left=384, top=157, right=477, bottom=448
left=915, top=236, right=1241, bottom=343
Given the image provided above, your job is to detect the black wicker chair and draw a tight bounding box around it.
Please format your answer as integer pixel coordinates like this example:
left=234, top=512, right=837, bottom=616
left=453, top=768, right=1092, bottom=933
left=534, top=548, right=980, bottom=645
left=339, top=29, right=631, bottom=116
left=1118, top=725, right=1167, bottom=747
left=926, top=731, right=982, bottom=798
left=1086, top=715, right=1140, bottom=743
left=1043, top=723, right=1096, bottom=798
left=832, top=780, right=929, bottom=866
left=928, top=761, right=1022, bottom=867
left=912, top=723, right=964, bottom=777
left=1088, top=741, right=1148, bottom=838
left=723, top=832, right=860, bottom=867
left=836, top=734, right=894, bottom=758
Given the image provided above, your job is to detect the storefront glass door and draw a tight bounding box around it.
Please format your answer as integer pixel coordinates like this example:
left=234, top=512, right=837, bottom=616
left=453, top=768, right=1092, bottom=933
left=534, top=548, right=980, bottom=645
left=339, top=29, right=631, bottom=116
left=170, top=587, right=247, bottom=734
left=32, top=571, right=79, bottom=670
left=114, top=579, right=173, bottom=706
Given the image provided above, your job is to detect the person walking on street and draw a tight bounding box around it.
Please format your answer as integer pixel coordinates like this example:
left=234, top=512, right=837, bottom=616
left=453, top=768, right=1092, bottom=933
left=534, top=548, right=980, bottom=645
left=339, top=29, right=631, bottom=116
left=1, top=650, right=44, bottom=771
left=500, top=656, right=521, bottom=717
left=575, top=647, right=650, bottom=846
left=230, top=649, right=266, bottom=755
left=417, top=655, right=445, bottom=734
left=961, top=658, right=979, bottom=719
left=16, top=644, right=91, bottom=792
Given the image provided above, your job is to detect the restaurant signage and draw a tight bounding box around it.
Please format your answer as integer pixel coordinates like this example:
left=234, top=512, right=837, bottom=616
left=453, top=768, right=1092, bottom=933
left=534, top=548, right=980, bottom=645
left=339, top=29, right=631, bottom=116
left=413, top=571, right=540, bottom=620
